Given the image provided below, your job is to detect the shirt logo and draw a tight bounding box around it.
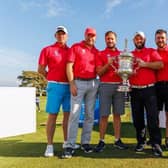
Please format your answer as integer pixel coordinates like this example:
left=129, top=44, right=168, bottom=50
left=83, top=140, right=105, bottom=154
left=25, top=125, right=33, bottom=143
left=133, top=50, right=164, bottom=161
left=54, top=50, right=59, bottom=56
left=106, top=54, right=111, bottom=58
left=82, top=49, right=86, bottom=54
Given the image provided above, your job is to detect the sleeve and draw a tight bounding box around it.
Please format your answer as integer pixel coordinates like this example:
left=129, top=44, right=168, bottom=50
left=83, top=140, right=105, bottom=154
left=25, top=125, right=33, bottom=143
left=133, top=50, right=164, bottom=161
left=67, top=45, right=76, bottom=63
left=150, top=48, right=162, bottom=61
left=96, top=51, right=104, bottom=67
left=38, top=47, right=48, bottom=67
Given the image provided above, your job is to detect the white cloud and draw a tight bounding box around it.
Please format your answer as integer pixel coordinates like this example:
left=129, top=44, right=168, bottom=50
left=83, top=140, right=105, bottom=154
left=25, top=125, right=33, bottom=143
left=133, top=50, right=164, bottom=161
left=0, top=48, right=36, bottom=86
left=105, top=0, right=123, bottom=15
left=46, top=0, right=67, bottom=17
left=104, top=0, right=167, bottom=16
left=19, top=0, right=70, bottom=17
left=19, top=0, right=42, bottom=11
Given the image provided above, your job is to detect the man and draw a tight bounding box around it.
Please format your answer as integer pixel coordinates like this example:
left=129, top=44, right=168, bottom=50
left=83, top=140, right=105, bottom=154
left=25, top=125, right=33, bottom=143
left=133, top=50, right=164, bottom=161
left=94, top=31, right=128, bottom=152
left=36, top=93, right=40, bottom=112
left=62, top=27, right=99, bottom=158
left=38, top=26, right=71, bottom=157
left=155, top=29, right=168, bottom=149
left=129, top=31, right=163, bottom=156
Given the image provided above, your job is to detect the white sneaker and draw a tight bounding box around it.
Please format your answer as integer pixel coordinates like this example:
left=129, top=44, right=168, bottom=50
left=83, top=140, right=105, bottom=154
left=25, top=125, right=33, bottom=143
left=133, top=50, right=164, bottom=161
left=44, top=145, right=54, bottom=157
left=62, top=142, right=80, bottom=149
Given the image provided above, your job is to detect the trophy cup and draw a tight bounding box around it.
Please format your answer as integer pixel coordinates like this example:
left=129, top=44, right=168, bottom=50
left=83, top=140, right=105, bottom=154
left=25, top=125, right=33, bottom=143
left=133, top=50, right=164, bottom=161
left=112, top=39, right=134, bottom=92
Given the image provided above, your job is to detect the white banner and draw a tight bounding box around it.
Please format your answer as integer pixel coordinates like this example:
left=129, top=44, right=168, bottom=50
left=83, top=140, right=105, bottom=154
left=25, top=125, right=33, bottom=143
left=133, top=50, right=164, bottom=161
left=0, top=87, right=36, bottom=138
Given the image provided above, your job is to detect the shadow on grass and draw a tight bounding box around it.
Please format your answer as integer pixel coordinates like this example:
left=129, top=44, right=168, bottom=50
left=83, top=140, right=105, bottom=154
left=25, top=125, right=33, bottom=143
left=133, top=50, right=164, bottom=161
left=0, top=144, right=167, bottom=159
left=73, top=145, right=168, bottom=159
left=0, top=140, right=70, bottom=158
left=0, top=140, right=167, bottom=159
left=0, top=140, right=47, bottom=157
left=0, top=122, right=167, bottom=159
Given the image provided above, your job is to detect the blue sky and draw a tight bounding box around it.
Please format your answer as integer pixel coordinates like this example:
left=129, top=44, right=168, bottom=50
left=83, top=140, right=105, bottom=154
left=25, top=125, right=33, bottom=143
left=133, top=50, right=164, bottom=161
left=0, top=0, right=167, bottom=86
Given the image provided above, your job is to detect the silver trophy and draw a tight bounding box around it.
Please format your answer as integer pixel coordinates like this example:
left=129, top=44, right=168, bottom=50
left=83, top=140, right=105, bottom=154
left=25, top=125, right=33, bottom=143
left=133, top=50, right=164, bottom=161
left=112, top=39, right=134, bottom=92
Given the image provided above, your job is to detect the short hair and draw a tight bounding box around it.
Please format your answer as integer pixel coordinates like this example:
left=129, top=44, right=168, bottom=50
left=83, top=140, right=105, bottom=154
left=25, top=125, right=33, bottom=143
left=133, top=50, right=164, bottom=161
left=155, top=29, right=167, bottom=36
left=105, top=31, right=117, bottom=38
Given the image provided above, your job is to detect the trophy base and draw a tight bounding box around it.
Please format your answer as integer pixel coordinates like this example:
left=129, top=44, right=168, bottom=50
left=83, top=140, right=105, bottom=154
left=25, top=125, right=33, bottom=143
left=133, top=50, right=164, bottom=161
left=117, top=85, right=131, bottom=92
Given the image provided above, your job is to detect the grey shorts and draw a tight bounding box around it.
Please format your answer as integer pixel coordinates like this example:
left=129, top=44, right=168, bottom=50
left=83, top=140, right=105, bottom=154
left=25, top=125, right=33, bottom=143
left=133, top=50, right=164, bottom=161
left=99, top=83, right=125, bottom=117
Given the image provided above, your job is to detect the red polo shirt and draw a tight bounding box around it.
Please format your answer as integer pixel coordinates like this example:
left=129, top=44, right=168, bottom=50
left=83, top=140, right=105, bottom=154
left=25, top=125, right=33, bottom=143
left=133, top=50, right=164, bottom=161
left=156, top=46, right=168, bottom=81
left=38, top=42, right=69, bottom=82
left=67, top=41, right=98, bottom=79
left=129, top=47, right=162, bottom=85
left=96, top=48, right=122, bottom=82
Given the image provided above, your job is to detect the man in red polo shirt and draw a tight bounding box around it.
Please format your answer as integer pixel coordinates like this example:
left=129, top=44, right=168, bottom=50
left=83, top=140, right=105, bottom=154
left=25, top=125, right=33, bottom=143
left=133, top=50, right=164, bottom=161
left=155, top=29, right=168, bottom=149
left=94, top=31, right=128, bottom=152
left=129, top=31, right=163, bottom=157
left=62, top=27, right=99, bottom=158
left=38, top=26, right=71, bottom=157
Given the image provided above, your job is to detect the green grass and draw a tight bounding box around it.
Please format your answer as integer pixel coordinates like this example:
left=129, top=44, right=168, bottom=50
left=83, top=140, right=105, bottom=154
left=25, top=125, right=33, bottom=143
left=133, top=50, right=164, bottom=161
left=0, top=96, right=168, bottom=168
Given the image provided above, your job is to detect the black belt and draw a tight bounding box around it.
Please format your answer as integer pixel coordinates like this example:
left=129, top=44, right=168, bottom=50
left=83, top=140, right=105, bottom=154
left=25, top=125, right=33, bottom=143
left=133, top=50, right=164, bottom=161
left=156, top=81, right=168, bottom=85
left=75, top=77, right=95, bottom=81
left=131, top=83, right=154, bottom=89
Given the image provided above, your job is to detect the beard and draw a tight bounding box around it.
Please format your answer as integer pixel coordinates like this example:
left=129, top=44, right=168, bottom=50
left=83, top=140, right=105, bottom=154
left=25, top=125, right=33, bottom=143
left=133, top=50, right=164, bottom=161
left=107, top=43, right=116, bottom=49
left=156, top=42, right=166, bottom=49
left=135, top=42, right=145, bottom=49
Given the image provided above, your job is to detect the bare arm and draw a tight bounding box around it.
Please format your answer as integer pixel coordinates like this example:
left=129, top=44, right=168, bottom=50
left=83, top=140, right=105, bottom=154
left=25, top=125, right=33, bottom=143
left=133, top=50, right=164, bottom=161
left=66, top=62, right=74, bottom=83
left=38, top=65, right=47, bottom=78
left=138, top=59, right=163, bottom=70
left=66, top=62, right=77, bottom=96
